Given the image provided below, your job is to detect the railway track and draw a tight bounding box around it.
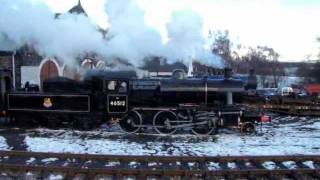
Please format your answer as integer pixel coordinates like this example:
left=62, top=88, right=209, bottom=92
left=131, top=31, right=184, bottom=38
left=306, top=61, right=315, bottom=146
left=0, top=151, right=318, bottom=179
left=244, top=103, right=320, bottom=116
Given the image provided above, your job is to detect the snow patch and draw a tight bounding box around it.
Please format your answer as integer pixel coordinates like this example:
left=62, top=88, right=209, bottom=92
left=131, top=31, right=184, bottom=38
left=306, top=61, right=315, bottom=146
left=0, top=136, right=10, bottom=150
left=105, top=161, right=121, bottom=167
left=303, top=161, right=315, bottom=169
left=26, top=157, right=36, bottom=164
left=262, top=161, right=277, bottom=170
left=282, top=161, right=298, bottom=169
left=47, top=174, right=64, bottom=180
left=227, top=162, right=237, bottom=169
left=41, top=157, right=59, bottom=164
left=23, top=117, right=320, bottom=156
left=128, top=161, right=139, bottom=168
left=207, top=162, right=220, bottom=170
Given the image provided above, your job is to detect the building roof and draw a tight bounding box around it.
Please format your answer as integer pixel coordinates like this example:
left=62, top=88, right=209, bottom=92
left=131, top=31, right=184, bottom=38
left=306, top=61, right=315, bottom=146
left=0, top=51, right=14, bottom=56
left=68, top=0, right=87, bottom=16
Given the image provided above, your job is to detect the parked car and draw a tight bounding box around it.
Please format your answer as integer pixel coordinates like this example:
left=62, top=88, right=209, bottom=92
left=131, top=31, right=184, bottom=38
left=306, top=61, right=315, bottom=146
left=256, top=88, right=276, bottom=102
left=277, top=87, right=293, bottom=96
left=305, top=84, right=320, bottom=96
left=297, top=89, right=308, bottom=97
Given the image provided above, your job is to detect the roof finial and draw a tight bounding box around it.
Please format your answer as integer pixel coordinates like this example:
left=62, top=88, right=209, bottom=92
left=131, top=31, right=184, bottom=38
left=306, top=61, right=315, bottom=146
left=68, top=0, right=87, bottom=16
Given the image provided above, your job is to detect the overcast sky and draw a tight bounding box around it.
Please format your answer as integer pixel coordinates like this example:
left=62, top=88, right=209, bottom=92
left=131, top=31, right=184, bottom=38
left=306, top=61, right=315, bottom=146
left=42, top=0, right=320, bottom=61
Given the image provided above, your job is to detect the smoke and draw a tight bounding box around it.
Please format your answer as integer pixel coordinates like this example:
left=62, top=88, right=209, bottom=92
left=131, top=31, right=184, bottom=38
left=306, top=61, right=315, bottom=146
left=0, top=0, right=105, bottom=65
left=103, top=0, right=163, bottom=62
left=0, top=0, right=224, bottom=68
left=164, top=9, right=223, bottom=67
left=104, top=0, right=223, bottom=67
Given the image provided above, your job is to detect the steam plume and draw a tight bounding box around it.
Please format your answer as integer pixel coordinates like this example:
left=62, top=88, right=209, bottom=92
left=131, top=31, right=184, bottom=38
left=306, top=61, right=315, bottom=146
left=0, top=0, right=106, bottom=65
left=0, top=0, right=224, bottom=68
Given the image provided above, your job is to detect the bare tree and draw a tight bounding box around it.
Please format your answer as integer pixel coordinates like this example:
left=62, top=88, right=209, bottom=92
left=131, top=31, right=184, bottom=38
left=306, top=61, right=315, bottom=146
left=211, top=30, right=233, bottom=67
left=262, top=46, right=284, bottom=87
left=235, top=46, right=284, bottom=87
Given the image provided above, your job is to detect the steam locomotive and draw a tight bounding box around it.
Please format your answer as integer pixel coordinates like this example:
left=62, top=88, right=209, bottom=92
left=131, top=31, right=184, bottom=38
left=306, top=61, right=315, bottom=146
left=0, top=68, right=266, bottom=135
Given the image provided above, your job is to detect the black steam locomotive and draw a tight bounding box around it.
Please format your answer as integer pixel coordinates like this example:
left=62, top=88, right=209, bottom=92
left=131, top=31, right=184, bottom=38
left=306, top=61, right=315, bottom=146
left=0, top=68, right=265, bottom=135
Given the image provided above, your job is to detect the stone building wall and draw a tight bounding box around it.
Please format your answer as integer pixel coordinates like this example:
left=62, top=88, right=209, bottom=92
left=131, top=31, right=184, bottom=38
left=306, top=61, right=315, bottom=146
left=0, top=52, right=18, bottom=88
left=17, top=47, right=42, bottom=66
left=0, top=48, right=44, bottom=89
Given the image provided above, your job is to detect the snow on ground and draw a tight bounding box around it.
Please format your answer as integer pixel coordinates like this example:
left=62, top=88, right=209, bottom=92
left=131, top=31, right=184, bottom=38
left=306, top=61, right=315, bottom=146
left=262, top=161, right=277, bottom=170
left=41, top=157, right=59, bottom=164
left=21, top=116, right=320, bottom=156
left=0, top=136, right=10, bottom=151
left=26, top=157, right=36, bottom=164
left=25, top=136, right=157, bottom=155
left=47, top=174, right=64, bottom=180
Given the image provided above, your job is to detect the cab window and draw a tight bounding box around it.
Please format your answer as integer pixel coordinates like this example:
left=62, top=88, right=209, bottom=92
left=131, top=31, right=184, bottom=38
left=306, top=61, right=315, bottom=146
left=107, top=81, right=116, bottom=91
left=119, top=81, right=127, bottom=93
left=106, top=80, right=128, bottom=93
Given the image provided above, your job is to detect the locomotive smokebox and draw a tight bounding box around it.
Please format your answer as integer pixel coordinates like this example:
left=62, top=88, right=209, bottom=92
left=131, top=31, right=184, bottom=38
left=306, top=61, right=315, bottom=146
left=224, top=68, right=232, bottom=80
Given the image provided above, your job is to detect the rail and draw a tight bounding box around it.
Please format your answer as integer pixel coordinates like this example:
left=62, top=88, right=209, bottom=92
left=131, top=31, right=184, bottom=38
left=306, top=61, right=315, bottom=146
left=0, top=150, right=318, bottom=179
left=245, top=103, right=320, bottom=116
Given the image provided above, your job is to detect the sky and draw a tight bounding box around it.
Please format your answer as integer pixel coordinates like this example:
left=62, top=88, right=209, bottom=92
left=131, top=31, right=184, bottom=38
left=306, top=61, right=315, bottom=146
left=42, top=0, right=320, bottom=61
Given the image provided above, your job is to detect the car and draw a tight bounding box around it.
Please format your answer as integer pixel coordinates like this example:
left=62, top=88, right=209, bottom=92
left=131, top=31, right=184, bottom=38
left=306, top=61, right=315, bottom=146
left=256, top=88, right=276, bottom=102
left=277, top=87, right=293, bottom=96
left=297, top=90, right=308, bottom=97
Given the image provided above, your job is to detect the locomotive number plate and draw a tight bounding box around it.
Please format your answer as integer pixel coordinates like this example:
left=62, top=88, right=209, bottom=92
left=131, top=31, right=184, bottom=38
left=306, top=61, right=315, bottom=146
left=107, top=95, right=128, bottom=113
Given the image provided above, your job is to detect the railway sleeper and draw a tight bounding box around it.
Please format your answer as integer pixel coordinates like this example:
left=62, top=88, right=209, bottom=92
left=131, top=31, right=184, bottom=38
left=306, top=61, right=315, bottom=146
left=0, top=164, right=319, bottom=180
left=1, top=151, right=319, bottom=179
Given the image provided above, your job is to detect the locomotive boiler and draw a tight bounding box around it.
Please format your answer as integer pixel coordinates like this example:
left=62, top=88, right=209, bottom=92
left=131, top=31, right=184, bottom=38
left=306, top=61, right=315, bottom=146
left=0, top=68, right=265, bottom=135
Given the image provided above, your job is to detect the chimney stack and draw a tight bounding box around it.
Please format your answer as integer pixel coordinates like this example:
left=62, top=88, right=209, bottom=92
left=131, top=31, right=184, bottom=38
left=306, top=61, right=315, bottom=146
left=224, top=68, right=232, bottom=80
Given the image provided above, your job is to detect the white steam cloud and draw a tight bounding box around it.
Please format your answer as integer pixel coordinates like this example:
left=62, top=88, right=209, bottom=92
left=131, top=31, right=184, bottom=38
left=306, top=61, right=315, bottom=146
left=165, top=9, right=220, bottom=65
left=0, top=0, right=223, bottom=68
left=103, top=0, right=163, bottom=62
left=0, top=0, right=106, bottom=65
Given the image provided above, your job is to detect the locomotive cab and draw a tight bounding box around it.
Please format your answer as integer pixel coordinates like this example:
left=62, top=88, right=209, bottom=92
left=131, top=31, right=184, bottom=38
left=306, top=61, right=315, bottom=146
left=105, top=79, right=129, bottom=114
left=84, top=70, right=135, bottom=115
left=85, top=70, right=136, bottom=116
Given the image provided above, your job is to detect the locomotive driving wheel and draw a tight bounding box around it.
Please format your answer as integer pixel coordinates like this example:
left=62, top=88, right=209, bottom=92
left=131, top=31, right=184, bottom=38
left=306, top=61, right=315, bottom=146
left=119, top=110, right=142, bottom=133
left=191, top=116, right=217, bottom=135
left=153, top=111, right=178, bottom=135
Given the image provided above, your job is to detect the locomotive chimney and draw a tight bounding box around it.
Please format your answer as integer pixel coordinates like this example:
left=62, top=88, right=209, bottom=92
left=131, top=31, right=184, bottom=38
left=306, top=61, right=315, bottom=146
left=246, top=69, right=257, bottom=90
left=224, top=68, right=232, bottom=80
left=249, top=69, right=255, bottom=76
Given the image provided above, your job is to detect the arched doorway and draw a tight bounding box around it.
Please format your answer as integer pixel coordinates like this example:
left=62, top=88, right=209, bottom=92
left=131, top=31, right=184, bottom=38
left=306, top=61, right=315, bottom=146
left=81, top=59, right=95, bottom=70
left=96, top=60, right=106, bottom=70
left=40, top=60, right=59, bottom=83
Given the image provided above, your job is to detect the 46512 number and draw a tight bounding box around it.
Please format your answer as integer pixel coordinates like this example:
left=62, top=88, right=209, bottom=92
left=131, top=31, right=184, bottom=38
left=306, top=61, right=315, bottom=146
left=110, top=100, right=126, bottom=106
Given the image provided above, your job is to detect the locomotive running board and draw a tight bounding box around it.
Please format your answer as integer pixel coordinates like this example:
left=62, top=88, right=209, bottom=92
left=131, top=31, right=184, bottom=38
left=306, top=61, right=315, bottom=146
left=132, top=107, right=178, bottom=111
